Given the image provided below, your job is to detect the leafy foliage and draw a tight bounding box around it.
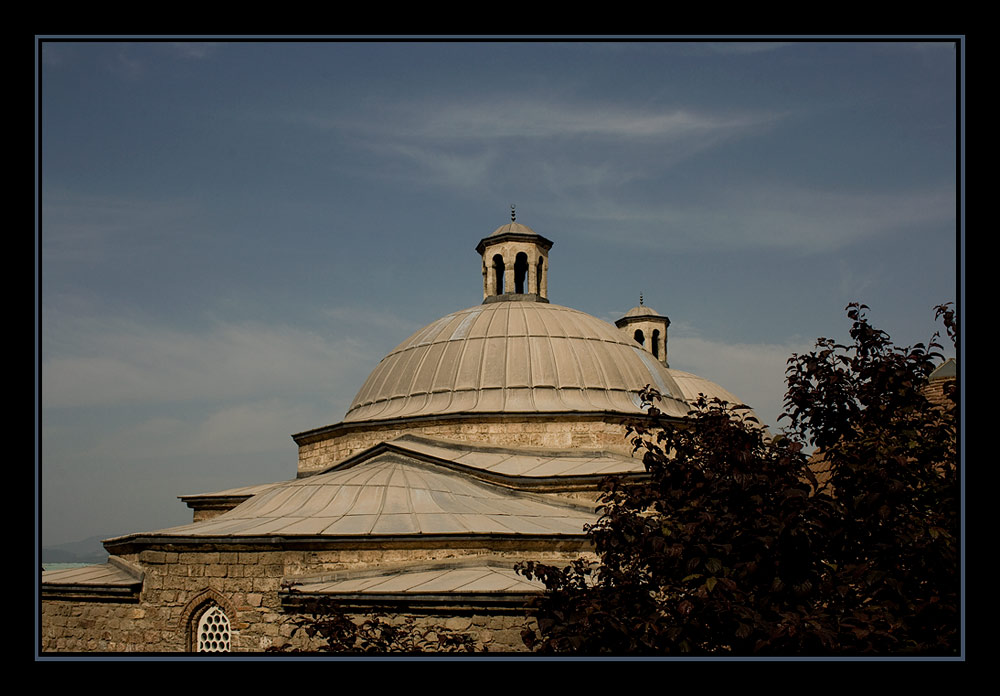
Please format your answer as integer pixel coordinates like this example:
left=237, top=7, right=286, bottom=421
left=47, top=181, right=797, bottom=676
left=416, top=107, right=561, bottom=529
left=517, top=303, right=958, bottom=655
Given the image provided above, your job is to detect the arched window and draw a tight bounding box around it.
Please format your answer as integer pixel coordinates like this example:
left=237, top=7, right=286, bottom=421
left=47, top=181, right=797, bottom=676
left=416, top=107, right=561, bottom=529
left=536, top=257, right=544, bottom=295
left=634, top=329, right=645, bottom=346
left=514, top=252, right=528, bottom=294
left=651, top=329, right=660, bottom=359
left=196, top=604, right=231, bottom=653
left=493, top=254, right=505, bottom=295
left=183, top=588, right=236, bottom=653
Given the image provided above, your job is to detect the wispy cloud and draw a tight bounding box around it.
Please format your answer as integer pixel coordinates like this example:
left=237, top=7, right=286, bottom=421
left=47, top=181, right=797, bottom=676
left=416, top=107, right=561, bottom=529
left=397, top=103, right=780, bottom=142
left=296, top=98, right=781, bottom=144
left=166, top=42, right=220, bottom=60
left=727, top=186, right=957, bottom=253
left=284, top=98, right=783, bottom=193
left=567, top=184, right=957, bottom=255
left=699, top=42, right=793, bottom=56
left=836, top=257, right=881, bottom=299
left=42, top=312, right=370, bottom=409
left=109, top=46, right=144, bottom=79
left=79, top=398, right=328, bottom=463
left=322, top=305, right=423, bottom=336
left=43, top=191, right=202, bottom=248
left=41, top=42, right=70, bottom=67
left=365, top=141, right=502, bottom=191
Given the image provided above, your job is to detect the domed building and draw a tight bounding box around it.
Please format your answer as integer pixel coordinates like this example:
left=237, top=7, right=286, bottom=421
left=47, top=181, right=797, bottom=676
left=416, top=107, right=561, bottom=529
left=41, top=216, right=748, bottom=653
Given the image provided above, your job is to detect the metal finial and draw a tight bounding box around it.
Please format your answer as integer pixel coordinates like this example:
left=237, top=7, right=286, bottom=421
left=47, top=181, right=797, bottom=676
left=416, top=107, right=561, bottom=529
left=639, top=293, right=644, bottom=306
left=510, top=204, right=516, bottom=222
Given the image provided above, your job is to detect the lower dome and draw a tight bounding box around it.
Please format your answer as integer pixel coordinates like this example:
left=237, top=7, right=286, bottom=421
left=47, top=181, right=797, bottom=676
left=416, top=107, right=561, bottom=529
left=344, top=301, right=690, bottom=423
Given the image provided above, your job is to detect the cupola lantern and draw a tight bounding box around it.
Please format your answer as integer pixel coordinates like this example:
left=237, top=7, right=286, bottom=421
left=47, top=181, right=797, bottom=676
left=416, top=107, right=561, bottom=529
left=475, top=210, right=553, bottom=304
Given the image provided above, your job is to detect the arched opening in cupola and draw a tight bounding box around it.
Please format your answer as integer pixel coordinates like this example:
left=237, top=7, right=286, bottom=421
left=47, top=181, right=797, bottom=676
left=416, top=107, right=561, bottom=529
left=514, top=252, right=528, bottom=294
left=493, top=254, right=505, bottom=295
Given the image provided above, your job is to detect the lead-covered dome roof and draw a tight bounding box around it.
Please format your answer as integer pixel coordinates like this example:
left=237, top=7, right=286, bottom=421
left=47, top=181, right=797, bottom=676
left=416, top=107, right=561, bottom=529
left=622, top=305, right=661, bottom=318
left=490, top=221, right=538, bottom=237
left=344, top=301, right=690, bottom=423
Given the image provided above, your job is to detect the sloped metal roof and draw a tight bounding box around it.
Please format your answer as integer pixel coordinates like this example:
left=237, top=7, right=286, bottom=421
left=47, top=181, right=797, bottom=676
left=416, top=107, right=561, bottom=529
left=116, top=453, right=596, bottom=541
left=287, top=560, right=545, bottom=596
left=42, top=557, right=144, bottom=599
left=182, top=435, right=643, bottom=504
left=383, top=434, right=645, bottom=478
left=179, top=480, right=283, bottom=500
left=42, top=562, right=139, bottom=587
left=930, top=357, right=957, bottom=380
left=344, top=301, right=690, bottom=423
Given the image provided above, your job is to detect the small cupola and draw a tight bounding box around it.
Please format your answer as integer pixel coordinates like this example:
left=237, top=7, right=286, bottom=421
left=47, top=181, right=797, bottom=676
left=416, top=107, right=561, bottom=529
left=616, top=295, right=670, bottom=367
left=476, top=206, right=553, bottom=304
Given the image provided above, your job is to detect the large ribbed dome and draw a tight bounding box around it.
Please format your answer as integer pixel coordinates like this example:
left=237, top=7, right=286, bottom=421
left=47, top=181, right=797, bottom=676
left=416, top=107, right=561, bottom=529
left=344, top=301, right=690, bottom=423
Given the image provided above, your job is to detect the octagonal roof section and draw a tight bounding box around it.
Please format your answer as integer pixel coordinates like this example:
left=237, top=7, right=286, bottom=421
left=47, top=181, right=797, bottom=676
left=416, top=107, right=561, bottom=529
left=623, top=305, right=658, bottom=318
left=475, top=221, right=553, bottom=256
left=615, top=301, right=669, bottom=329
left=108, top=453, right=598, bottom=541
left=491, top=221, right=538, bottom=237
left=343, top=301, right=690, bottom=423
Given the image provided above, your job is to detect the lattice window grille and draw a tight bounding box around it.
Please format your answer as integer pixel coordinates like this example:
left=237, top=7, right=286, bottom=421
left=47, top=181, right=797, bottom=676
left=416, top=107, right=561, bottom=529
left=196, top=605, right=231, bottom=653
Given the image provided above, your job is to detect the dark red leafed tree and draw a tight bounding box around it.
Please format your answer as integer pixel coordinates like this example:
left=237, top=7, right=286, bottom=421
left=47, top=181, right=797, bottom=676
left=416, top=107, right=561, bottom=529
left=517, top=303, right=958, bottom=655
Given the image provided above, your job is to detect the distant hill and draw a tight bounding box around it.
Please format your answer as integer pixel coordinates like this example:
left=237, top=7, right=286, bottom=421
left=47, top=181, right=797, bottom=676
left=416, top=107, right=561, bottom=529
left=42, top=534, right=114, bottom=565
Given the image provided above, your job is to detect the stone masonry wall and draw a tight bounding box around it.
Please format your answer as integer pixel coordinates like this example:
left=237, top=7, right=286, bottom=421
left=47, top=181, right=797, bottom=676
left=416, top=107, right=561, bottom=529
left=922, top=377, right=955, bottom=409
left=42, top=543, right=582, bottom=653
left=42, top=601, right=155, bottom=653
left=297, top=416, right=636, bottom=475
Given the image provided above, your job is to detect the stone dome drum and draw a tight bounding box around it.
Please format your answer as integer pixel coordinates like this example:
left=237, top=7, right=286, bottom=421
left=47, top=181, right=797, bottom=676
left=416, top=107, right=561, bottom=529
left=344, top=301, right=690, bottom=423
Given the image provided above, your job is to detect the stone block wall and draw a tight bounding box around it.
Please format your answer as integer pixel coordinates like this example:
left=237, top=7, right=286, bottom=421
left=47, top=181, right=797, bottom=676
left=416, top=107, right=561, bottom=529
left=297, top=415, right=636, bottom=475
left=42, top=601, right=157, bottom=652
left=41, top=542, right=581, bottom=653
left=923, top=377, right=956, bottom=409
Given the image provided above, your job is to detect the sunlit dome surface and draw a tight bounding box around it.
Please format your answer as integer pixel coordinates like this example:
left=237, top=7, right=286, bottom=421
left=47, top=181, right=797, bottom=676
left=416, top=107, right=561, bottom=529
left=668, top=369, right=746, bottom=408
left=344, top=301, right=691, bottom=423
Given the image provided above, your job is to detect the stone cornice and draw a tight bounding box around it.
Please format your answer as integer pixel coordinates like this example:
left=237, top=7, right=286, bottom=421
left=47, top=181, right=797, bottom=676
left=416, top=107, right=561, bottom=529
left=475, top=232, right=553, bottom=255
left=292, top=409, right=667, bottom=447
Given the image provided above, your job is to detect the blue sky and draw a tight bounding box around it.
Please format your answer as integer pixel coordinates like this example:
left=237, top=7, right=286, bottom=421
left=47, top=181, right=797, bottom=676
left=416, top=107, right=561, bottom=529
left=38, top=39, right=961, bottom=548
